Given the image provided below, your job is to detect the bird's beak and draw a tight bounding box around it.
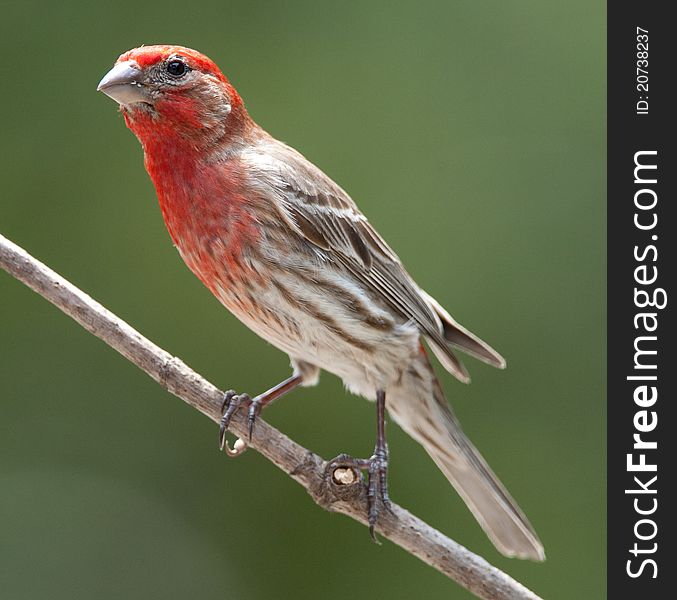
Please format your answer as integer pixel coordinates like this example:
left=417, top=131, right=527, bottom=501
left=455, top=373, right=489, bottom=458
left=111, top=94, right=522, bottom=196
left=97, top=61, right=149, bottom=105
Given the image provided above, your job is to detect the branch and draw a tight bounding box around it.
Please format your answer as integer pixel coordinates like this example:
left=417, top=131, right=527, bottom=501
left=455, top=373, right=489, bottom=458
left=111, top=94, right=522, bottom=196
left=0, top=233, right=542, bottom=600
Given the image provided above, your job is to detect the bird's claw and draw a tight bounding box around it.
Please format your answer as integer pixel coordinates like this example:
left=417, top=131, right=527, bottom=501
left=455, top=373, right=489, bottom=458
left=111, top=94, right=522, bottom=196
left=335, top=447, right=392, bottom=542
left=364, top=447, right=391, bottom=543
left=247, top=398, right=264, bottom=440
left=218, top=390, right=251, bottom=456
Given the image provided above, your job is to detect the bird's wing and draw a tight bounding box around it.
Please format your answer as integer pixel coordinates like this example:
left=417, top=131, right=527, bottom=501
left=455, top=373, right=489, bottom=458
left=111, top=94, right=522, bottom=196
left=245, top=140, right=500, bottom=382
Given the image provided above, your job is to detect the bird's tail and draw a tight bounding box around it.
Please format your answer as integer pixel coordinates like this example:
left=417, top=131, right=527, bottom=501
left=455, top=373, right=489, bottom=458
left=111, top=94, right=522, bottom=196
left=386, top=355, right=545, bottom=561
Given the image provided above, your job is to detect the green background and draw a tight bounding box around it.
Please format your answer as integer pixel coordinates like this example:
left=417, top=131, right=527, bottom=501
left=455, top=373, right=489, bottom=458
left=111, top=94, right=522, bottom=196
left=1, top=2, right=605, bottom=598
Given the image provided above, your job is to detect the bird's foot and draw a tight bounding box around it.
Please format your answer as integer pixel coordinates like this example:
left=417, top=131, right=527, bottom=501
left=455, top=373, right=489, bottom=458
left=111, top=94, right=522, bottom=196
left=362, top=445, right=393, bottom=542
left=218, top=390, right=251, bottom=457
left=332, top=446, right=393, bottom=543
left=247, top=396, right=265, bottom=440
left=218, top=375, right=303, bottom=456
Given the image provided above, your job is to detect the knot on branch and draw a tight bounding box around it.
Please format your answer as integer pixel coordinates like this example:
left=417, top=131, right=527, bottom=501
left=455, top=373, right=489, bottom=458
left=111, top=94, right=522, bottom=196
left=312, top=453, right=366, bottom=511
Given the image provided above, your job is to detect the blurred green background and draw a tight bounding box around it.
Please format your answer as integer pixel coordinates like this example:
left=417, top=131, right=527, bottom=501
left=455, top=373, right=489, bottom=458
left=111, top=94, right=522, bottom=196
left=1, top=1, right=605, bottom=598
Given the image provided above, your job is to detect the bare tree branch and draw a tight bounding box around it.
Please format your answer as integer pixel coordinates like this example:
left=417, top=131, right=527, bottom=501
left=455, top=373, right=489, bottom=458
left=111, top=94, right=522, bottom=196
left=0, top=233, right=543, bottom=600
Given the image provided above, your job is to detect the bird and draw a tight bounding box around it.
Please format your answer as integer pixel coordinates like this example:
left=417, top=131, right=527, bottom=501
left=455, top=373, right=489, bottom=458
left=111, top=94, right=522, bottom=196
left=97, top=45, right=544, bottom=561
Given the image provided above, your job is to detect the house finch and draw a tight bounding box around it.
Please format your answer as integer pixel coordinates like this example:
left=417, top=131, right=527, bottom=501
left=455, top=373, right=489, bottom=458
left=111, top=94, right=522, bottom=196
left=98, top=45, right=544, bottom=561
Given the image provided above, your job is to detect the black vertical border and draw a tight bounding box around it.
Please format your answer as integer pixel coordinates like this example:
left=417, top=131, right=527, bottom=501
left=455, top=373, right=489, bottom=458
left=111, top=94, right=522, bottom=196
left=608, top=2, right=675, bottom=596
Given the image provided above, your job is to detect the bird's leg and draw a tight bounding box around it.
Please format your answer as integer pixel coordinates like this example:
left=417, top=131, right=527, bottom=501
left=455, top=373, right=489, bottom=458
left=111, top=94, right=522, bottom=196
left=218, top=373, right=303, bottom=454
left=363, top=389, right=392, bottom=540
left=334, top=389, right=391, bottom=541
left=246, top=374, right=304, bottom=438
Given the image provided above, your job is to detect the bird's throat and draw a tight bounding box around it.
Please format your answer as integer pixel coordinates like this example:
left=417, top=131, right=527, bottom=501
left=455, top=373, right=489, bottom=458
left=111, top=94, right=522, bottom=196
left=142, top=138, right=260, bottom=292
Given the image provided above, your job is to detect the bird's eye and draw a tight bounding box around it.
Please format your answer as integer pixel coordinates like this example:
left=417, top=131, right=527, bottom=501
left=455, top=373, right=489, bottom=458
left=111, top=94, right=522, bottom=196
left=166, top=59, right=188, bottom=78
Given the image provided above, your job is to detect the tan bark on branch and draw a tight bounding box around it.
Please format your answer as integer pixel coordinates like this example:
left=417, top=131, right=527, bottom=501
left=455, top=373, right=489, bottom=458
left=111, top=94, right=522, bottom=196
left=0, top=233, right=543, bottom=600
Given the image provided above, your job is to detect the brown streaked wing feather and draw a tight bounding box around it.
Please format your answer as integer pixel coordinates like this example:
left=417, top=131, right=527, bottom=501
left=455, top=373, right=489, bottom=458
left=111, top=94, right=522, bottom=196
left=256, top=142, right=458, bottom=355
